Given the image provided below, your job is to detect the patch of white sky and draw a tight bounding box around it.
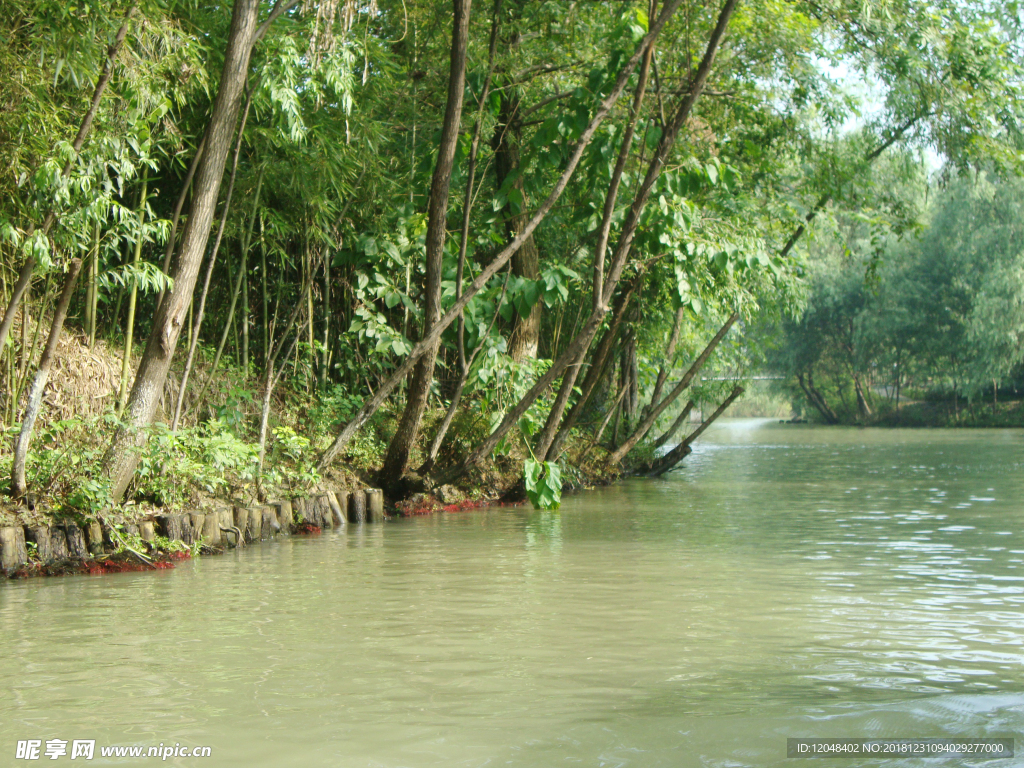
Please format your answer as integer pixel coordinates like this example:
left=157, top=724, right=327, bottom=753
left=815, top=54, right=942, bottom=172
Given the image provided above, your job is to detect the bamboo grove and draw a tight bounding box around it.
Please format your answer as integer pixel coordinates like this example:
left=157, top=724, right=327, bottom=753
left=0, top=0, right=1020, bottom=511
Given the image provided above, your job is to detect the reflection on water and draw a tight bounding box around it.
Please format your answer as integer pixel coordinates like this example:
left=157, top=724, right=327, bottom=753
left=2, top=420, right=1023, bottom=766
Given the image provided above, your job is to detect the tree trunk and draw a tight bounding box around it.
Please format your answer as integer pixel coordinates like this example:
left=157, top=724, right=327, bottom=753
left=797, top=370, right=838, bottom=424
left=86, top=222, right=100, bottom=348
left=646, top=386, right=743, bottom=476
left=417, top=0, right=503, bottom=475
left=543, top=277, right=642, bottom=460
left=10, top=259, right=84, bottom=498
left=641, top=306, right=684, bottom=422
left=620, top=321, right=639, bottom=423
left=652, top=399, right=694, bottom=450
left=102, top=0, right=261, bottom=501
left=494, top=87, right=542, bottom=361
left=606, top=311, right=738, bottom=466
left=316, top=0, right=688, bottom=471
left=378, top=0, right=473, bottom=490
left=156, top=133, right=206, bottom=316
left=170, top=97, right=254, bottom=431
left=117, top=167, right=148, bottom=412
left=853, top=372, right=872, bottom=418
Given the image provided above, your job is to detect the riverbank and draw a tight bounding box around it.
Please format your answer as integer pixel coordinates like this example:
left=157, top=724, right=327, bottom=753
left=813, top=395, right=1024, bottom=428
left=1, top=486, right=386, bottom=576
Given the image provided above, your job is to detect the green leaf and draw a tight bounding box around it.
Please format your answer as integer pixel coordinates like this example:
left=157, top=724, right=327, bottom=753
left=524, top=459, right=562, bottom=510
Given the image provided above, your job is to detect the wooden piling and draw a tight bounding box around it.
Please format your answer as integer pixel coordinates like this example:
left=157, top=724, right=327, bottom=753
left=311, top=494, right=333, bottom=528
left=85, top=521, right=104, bottom=555
left=64, top=525, right=88, bottom=560
left=0, top=526, right=28, bottom=571
left=189, top=513, right=205, bottom=544
left=26, top=526, right=55, bottom=563
left=348, top=490, right=366, bottom=524
left=180, top=515, right=195, bottom=546
left=327, top=493, right=346, bottom=528
left=246, top=507, right=262, bottom=542
left=366, top=489, right=384, bottom=522
left=155, top=515, right=183, bottom=542
left=233, top=507, right=250, bottom=542
left=219, top=507, right=238, bottom=547
left=49, top=527, right=69, bottom=560
left=201, top=511, right=221, bottom=546
left=275, top=501, right=293, bottom=534
left=336, top=491, right=350, bottom=521
left=261, top=507, right=280, bottom=538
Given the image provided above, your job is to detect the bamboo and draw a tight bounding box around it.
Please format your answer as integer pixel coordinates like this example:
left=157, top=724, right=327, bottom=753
left=117, top=167, right=149, bottom=413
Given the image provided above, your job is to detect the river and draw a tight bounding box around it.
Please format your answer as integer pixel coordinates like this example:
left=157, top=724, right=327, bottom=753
left=2, top=420, right=1023, bottom=766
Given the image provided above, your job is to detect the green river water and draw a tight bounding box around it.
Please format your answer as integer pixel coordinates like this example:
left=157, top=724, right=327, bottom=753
left=2, top=419, right=1023, bottom=766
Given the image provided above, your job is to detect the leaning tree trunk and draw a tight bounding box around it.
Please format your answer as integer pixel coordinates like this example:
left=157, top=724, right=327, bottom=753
left=531, top=25, right=656, bottom=461
left=10, top=258, right=84, bottom=499
left=543, top=275, right=643, bottom=460
left=652, top=399, right=694, bottom=450
left=605, top=311, right=738, bottom=466
left=316, top=0, right=688, bottom=471
left=378, top=0, right=472, bottom=491
left=797, top=370, right=838, bottom=424
left=435, top=0, right=739, bottom=486
left=853, top=372, right=872, bottom=418
left=102, top=0, right=261, bottom=501
left=646, top=386, right=744, bottom=476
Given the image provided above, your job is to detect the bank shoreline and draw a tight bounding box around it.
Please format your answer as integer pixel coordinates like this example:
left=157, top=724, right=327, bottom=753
left=1, top=486, right=386, bottom=578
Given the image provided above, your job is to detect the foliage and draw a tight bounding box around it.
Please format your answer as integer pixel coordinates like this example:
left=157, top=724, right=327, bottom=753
left=523, top=458, right=562, bottom=510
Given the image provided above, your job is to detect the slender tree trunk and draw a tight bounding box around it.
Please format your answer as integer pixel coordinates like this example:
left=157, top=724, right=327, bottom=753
left=316, top=0, right=688, bottom=471
left=641, top=306, right=684, bottom=422
left=853, top=372, right=872, bottom=418
left=379, top=0, right=473, bottom=489
left=532, top=25, right=656, bottom=460
left=117, top=167, right=148, bottom=412
left=103, top=0, right=261, bottom=501
left=243, top=238, right=250, bottom=373
left=646, top=385, right=743, bottom=476
left=192, top=172, right=263, bottom=412
left=170, top=98, right=254, bottom=431
left=797, top=370, right=838, bottom=424
left=318, top=248, right=328, bottom=389
left=87, top=222, right=100, bottom=348
left=652, top=399, right=694, bottom=449
left=544, top=277, right=642, bottom=460
left=10, top=258, right=84, bottom=498
left=621, top=321, right=639, bottom=423
left=0, top=7, right=135, bottom=357
left=156, top=133, right=207, bottom=315
left=494, top=87, right=542, bottom=361
left=260, top=216, right=269, bottom=366
left=577, top=379, right=629, bottom=463
left=606, top=311, right=738, bottom=466
left=258, top=296, right=307, bottom=471
left=417, top=0, right=503, bottom=474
